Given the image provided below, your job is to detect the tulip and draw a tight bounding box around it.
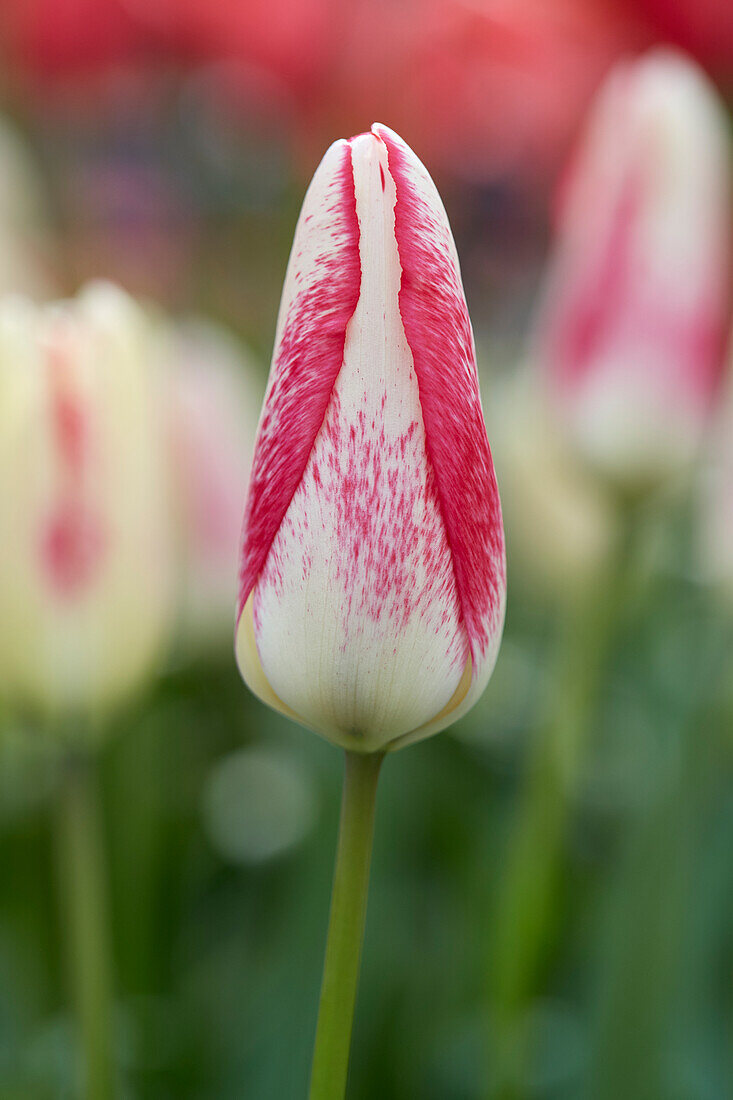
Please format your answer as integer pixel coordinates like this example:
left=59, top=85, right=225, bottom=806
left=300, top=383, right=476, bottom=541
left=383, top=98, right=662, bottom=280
left=164, top=319, right=261, bottom=650
left=489, top=371, right=618, bottom=598
left=533, top=49, right=731, bottom=489
left=235, top=122, right=506, bottom=754
left=0, top=281, right=173, bottom=720
left=234, top=123, right=505, bottom=1100
left=0, top=116, right=55, bottom=300
left=0, top=281, right=175, bottom=1100
left=698, top=364, right=733, bottom=603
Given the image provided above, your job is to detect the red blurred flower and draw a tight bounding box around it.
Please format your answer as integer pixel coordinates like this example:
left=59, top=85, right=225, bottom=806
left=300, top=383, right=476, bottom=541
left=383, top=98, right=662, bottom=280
left=629, top=0, right=733, bottom=83
left=1, top=0, right=142, bottom=88
left=301, top=0, right=646, bottom=186
left=0, top=0, right=337, bottom=101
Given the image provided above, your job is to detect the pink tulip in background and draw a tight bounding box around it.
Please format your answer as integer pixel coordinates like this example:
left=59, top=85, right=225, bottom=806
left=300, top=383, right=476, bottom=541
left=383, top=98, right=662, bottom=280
left=235, top=124, right=506, bottom=752
left=533, top=49, right=731, bottom=489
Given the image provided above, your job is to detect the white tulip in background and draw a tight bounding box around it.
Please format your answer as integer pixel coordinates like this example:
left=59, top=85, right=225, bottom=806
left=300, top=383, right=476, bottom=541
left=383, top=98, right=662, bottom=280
left=533, top=49, right=731, bottom=490
left=236, top=124, right=506, bottom=752
left=488, top=372, right=619, bottom=599
left=698, top=350, right=733, bottom=605
left=0, top=282, right=174, bottom=724
left=163, top=319, right=262, bottom=651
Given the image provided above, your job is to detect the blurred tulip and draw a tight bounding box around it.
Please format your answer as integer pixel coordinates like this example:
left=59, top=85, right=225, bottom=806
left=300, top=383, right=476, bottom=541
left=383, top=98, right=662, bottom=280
left=0, top=0, right=142, bottom=94
left=164, top=319, right=261, bottom=650
left=698, top=361, right=733, bottom=603
left=0, top=0, right=336, bottom=105
left=148, top=0, right=337, bottom=97
left=534, top=49, right=731, bottom=490
left=0, top=117, right=56, bottom=300
left=2, top=0, right=643, bottom=195
left=490, top=372, right=619, bottom=598
left=236, top=124, right=505, bottom=752
left=0, top=282, right=173, bottom=722
left=295, top=0, right=642, bottom=188
left=631, top=0, right=733, bottom=84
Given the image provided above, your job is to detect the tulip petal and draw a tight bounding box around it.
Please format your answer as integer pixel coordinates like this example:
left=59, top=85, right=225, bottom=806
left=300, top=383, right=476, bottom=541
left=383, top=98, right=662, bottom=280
left=374, top=124, right=506, bottom=683
left=237, top=138, right=361, bottom=617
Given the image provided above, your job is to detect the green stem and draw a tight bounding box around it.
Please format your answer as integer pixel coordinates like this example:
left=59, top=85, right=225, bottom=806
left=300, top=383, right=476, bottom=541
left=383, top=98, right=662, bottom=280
left=486, top=514, right=639, bottom=1099
left=56, top=754, right=116, bottom=1100
left=309, top=750, right=384, bottom=1100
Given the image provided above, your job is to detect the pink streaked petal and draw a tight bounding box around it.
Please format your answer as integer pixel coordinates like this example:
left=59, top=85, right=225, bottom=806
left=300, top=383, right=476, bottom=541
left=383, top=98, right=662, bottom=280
left=236, top=138, right=360, bottom=618
left=373, top=123, right=506, bottom=668
left=242, top=131, right=470, bottom=749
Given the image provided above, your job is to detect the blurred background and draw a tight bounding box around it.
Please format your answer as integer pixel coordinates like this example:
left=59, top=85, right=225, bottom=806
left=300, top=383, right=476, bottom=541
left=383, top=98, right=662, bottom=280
left=0, top=1, right=732, bottom=1098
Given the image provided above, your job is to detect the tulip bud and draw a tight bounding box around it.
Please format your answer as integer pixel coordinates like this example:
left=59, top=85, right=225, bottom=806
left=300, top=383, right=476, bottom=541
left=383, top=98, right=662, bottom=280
left=236, top=124, right=506, bottom=752
left=698, top=362, right=733, bottom=603
left=0, top=282, right=173, bottom=721
left=0, top=116, right=55, bottom=300
left=534, top=49, right=731, bottom=489
left=164, top=319, right=261, bottom=650
left=489, top=372, right=619, bottom=599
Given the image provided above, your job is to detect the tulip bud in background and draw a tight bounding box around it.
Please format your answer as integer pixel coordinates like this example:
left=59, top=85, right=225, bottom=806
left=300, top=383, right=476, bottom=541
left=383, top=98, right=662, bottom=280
left=533, top=49, right=731, bottom=490
left=698, top=358, right=733, bottom=604
left=236, top=124, right=505, bottom=752
left=0, top=282, right=173, bottom=723
left=0, top=116, right=56, bottom=300
left=489, top=372, right=619, bottom=599
left=164, top=319, right=262, bottom=650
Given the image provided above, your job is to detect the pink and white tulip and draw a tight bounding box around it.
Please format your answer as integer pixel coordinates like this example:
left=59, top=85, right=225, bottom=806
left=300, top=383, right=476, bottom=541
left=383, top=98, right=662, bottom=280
left=534, top=49, right=731, bottom=488
left=235, top=124, right=505, bottom=752
left=0, top=282, right=173, bottom=720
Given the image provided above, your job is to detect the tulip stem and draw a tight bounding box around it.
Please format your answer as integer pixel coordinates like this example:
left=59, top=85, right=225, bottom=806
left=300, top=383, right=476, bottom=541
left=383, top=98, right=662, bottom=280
left=309, top=750, right=384, bottom=1100
left=486, top=512, right=640, bottom=1099
left=56, top=753, right=116, bottom=1100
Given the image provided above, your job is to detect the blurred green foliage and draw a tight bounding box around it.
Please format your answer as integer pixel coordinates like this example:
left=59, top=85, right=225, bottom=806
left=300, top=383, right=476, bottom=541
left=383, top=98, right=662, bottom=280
left=0, top=497, right=731, bottom=1099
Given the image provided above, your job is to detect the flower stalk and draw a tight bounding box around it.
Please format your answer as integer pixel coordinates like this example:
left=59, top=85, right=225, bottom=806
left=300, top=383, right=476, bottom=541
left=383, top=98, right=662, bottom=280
left=56, top=753, right=116, bottom=1100
left=309, top=751, right=384, bottom=1100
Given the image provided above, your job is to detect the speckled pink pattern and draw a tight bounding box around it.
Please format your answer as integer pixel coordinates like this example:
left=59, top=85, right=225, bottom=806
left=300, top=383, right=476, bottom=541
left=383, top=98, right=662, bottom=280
left=375, top=125, right=505, bottom=664
left=253, top=385, right=467, bottom=670
left=237, top=141, right=361, bottom=617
